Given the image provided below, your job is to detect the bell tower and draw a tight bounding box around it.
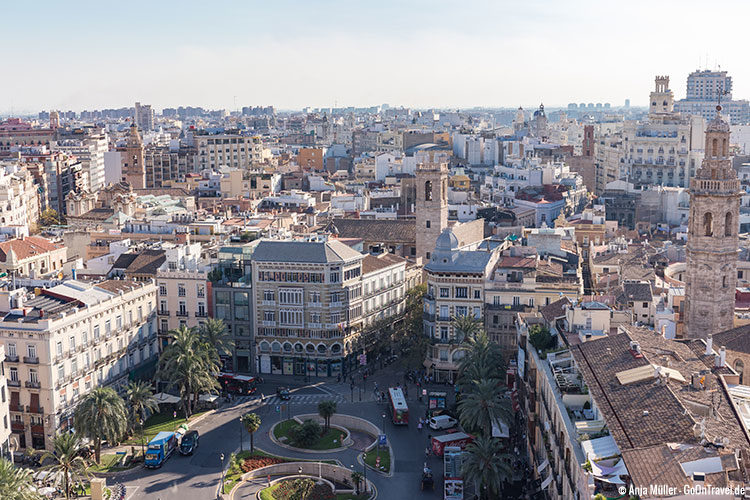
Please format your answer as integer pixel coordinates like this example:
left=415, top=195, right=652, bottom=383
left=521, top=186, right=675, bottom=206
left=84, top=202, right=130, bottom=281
left=684, top=105, right=740, bottom=339
left=118, top=123, right=145, bottom=189
left=649, top=75, right=674, bottom=116
left=415, top=161, right=449, bottom=262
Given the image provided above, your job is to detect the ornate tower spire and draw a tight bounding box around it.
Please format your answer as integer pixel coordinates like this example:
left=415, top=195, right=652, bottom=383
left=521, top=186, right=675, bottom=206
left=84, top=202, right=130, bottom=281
left=683, top=106, right=740, bottom=339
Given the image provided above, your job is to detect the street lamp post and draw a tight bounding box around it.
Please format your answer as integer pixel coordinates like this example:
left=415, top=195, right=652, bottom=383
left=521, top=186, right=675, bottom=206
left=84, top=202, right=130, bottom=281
left=218, top=453, right=225, bottom=499
left=350, top=381, right=354, bottom=402
left=362, top=452, right=367, bottom=493
left=139, top=419, right=145, bottom=461
left=380, top=413, right=386, bottom=460
left=239, top=417, right=243, bottom=452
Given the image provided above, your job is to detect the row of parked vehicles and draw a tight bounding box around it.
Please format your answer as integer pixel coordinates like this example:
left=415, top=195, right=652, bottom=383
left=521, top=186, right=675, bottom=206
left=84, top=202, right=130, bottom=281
left=144, top=427, right=200, bottom=468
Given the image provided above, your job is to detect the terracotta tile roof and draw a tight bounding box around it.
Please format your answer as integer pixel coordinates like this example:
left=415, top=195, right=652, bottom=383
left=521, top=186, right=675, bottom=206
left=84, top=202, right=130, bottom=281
left=711, top=325, right=750, bottom=355
left=497, top=256, right=537, bottom=269
left=539, top=297, right=570, bottom=323
left=571, top=332, right=696, bottom=450
left=361, top=253, right=406, bottom=275
left=0, top=236, right=64, bottom=262
left=111, top=249, right=166, bottom=276
left=331, top=218, right=416, bottom=243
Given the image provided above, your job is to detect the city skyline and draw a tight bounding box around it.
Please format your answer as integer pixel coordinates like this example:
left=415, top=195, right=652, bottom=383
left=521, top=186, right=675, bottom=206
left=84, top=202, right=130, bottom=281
left=2, top=0, right=749, bottom=114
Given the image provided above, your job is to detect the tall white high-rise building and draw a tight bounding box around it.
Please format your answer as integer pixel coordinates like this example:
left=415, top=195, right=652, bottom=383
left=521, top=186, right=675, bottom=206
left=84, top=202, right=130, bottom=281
left=675, top=70, right=750, bottom=124
left=52, top=130, right=108, bottom=192
left=134, top=102, right=155, bottom=131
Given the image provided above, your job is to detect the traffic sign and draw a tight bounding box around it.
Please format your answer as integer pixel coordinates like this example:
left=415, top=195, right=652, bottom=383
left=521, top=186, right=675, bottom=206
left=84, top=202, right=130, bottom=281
left=378, top=434, right=387, bottom=446
left=275, top=405, right=280, bottom=413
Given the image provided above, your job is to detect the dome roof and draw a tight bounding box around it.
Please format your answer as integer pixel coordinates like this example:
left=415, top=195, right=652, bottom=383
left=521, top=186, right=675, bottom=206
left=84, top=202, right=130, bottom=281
left=707, top=106, right=730, bottom=133
left=435, top=229, right=458, bottom=252
left=533, top=103, right=546, bottom=118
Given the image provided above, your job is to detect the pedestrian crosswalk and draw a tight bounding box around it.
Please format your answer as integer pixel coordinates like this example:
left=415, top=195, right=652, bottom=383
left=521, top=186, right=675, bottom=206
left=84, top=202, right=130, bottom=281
left=235, top=393, right=348, bottom=406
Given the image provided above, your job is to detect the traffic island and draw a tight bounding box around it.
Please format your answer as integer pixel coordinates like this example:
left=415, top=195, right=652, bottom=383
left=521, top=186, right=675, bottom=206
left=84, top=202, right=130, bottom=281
left=362, top=446, right=391, bottom=475
left=270, top=417, right=351, bottom=453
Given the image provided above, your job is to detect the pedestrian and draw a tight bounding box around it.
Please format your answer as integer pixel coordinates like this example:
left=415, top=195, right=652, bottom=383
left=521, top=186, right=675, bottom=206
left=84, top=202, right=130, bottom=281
left=173, top=410, right=177, bottom=419
left=417, top=421, right=422, bottom=432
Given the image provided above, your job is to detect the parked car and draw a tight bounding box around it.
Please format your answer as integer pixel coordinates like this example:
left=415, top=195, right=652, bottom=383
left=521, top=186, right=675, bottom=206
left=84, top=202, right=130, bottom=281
left=276, top=387, right=291, bottom=400
left=179, top=430, right=199, bottom=456
left=429, top=415, right=458, bottom=431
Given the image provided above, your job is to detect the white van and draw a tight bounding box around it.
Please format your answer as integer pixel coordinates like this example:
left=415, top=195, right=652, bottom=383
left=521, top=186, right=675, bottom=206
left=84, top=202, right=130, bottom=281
left=429, top=415, right=458, bottom=431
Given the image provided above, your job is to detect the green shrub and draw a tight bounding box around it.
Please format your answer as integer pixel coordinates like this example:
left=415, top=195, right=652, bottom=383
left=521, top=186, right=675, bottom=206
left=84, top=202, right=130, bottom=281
left=290, top=419, right=321, bottom=448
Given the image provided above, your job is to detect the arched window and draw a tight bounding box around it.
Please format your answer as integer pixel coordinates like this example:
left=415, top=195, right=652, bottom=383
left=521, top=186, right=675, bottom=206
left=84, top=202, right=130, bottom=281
left=424, top=180, right=433, bottom=201
left=723, top=138, right=728, bottom=157
left=704, top=212, right=713, bottom=236
left=712, top=138, right=718, bottom=157
left=735, top=359, right=744, bottom=384
left=725, top=212, right=733, bottom=237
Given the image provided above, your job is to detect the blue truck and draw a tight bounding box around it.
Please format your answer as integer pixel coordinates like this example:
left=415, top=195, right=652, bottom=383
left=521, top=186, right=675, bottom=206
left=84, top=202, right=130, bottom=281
left=144, top=431, right=178, bottom=468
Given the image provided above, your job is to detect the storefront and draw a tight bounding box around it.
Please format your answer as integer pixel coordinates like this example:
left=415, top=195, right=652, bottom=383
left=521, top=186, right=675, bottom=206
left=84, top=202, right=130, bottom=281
left=259, top=354, right=344, bottom=377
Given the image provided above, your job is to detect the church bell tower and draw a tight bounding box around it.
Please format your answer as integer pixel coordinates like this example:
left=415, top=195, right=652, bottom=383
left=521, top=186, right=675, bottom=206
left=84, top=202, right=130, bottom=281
left=684, top=105, right=741, bottom=339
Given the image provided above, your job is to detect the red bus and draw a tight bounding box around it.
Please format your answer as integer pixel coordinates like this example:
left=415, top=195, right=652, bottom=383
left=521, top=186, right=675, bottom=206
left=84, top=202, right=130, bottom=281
left=218, top=372, right=257, bottom=395
left=388, top=387, right=409, bottom=425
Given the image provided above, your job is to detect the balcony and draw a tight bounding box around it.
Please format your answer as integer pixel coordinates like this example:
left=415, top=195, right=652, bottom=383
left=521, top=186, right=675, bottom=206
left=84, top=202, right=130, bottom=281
left=176, top=311, right=189, bottom=317
left=23, top=356, right=39, bottom=364
left=26, top=406, right=43, bottom=415
left=11, top=421, right=24, bottom=432
left=25, top=381, right=41, bottom=389
left=8, top=379, right=20, bottom=387
left=195, top=311, right=208, bottom=318
left=158, top=310, right=170, bottom=316
left=9, top=404, right=22, bottom=412
left=5, top=354, right=19, bottom=362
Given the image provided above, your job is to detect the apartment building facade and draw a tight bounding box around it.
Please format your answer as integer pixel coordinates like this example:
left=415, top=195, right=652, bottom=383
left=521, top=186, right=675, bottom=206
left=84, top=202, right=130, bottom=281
left=0, top=345, right=10, bottom=460
left=156, top=242, right=210, bottom=343
left=194, top=133, right=263, bottom=171
left=0, top=279, right=158, bottom=451
left=252, top=239, right=365, bottom=378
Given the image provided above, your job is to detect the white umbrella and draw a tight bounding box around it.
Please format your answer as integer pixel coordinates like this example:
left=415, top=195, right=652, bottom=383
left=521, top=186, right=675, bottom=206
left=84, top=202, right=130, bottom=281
left=38, top=487, right=56, bottom=496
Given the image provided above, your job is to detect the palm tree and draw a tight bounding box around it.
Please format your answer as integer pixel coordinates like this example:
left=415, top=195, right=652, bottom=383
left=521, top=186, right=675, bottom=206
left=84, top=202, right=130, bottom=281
left=74, top=386, right=128, bottom=463
left=451, top=314, right=482, bottom=343
left=0, top=457, right=41, bottom=500
left=40, top=433, right=90, bottom=499
left=457, top=379, right=512, bottom=435
left=457, top=332, right=505, bottom=390
left=461, top=435, right=513, bottom=499
left=350, top=471, right=363, bottom=495
left=241, top=413, right=261, bottom=453
left=126, top=380, right=159, bottom=432
left=198, top=318, right=232, bottom=360
left=317, top=400, right=337, bottom=432
left=157, top=326, right=219, bottom=418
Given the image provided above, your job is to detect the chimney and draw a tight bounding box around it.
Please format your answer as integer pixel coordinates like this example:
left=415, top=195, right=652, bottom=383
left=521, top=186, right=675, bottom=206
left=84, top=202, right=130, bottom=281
left=661, top=324, right=666, bottom=337
left=705, top=334, right=713, bottom=356
left=715, top=346, right=727, bottom=368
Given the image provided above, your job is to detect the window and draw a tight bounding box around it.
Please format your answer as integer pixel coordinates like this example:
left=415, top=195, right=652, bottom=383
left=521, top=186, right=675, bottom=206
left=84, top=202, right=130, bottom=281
left=94, top=325, right=100, bottom=341
left=455, top=287, right=468, bottom=299
left=279, top=310, right=303, bottom=326
left=198, top=302, right=206, bottom=316
left=474, top=290, right=481, bottom=299
left=159, top=283, right=167, bottom=296
left=263, top=311, right=275, bottom=322
left=440, top=327, right=448, bottom=341
left=310, top=291, right=321, bottom=303
left=329, top=271, right=340, bottom=283
left=160, top=319, right=168, bottom=332
left=513, top=296, right=520, bottom=306
left=178, top=284, right=186, bottom=297
left=56, top=342, right=63, bottom=357
left=105, top=320, right=111, bottom=335
left=116, top=315, right=122, bottom=330
left=439, top=305, right=449, bottom=321
left=178, top=301, right=186, bottom=315
left=426, top=220, right=431, bottom=228
left=279, top=288, right=303, bottom=305
left=9, top=367, right=18, bottom=382
left=439, top=288, right=450, bottom=298
left=263, top=290, right=275, bottom=301
left=704, top=212, right=713, bottom=236
left=455, top=306, right=468, bottom=317
left=529, top=297, right=534, bottom=307
left=725, top=212, right=733, bottom=237
left=197, top=284, right=205, bottom=298
left=28, top=344, right=37, bottom=359
left=330, top=312, right=342, bottom=323
left=69, top=336, right=76, bottom=351
left=29, top=369, right=38, bottom=384
left=7, top=343, right=16, bottom=357
left=642, top=302, right=648, bottom=308
left=473, top=306, right=481, bottom=319
left=310, top=312, right=321, bottom=323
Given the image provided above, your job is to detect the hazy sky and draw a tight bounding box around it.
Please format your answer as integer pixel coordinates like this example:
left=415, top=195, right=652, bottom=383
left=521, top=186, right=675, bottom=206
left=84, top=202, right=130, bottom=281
left=2, top=0, right=748, bottom=114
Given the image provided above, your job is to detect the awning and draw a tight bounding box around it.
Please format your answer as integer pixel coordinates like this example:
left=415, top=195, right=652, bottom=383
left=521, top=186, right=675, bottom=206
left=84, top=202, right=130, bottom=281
left=580, top=435, right=620, bottom=461
left=491, top=418, right=510, bottom=438
left=153, top=393, right=181, bottom=404
left=200, top=394, right=219, bottom=402
left=537, top=458, right=549, bottom=474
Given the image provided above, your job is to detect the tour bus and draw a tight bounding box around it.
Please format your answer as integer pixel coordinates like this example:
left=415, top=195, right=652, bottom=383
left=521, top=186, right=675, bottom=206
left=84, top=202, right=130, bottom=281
left=218, top=372, right=258, bottom=395
left=387, top=387, right=409, bottom=425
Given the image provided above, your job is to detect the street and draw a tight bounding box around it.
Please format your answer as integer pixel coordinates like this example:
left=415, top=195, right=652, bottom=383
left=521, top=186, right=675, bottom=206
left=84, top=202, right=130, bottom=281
left=109, top=366, right=456, bottom=500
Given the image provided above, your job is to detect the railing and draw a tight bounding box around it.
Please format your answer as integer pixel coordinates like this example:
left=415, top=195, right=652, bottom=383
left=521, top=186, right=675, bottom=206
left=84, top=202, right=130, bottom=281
left=23, top=356, right=39, bottom=364
left=176, top=311, right=189, bottom=317
left=5, top=354, right=19, bottom=362
left=9, top=404, right=22, bottom=412
left=195, top=311, right=208, bottom=318
left=26, top=406, right=43, bottom=414
left=11, top=421, right=24, bottom=431
left=25, top=381, right=41, bottom=389
left=158, top=310, right=170, bottom=316
left=8, top=379, right=20, bottom=387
